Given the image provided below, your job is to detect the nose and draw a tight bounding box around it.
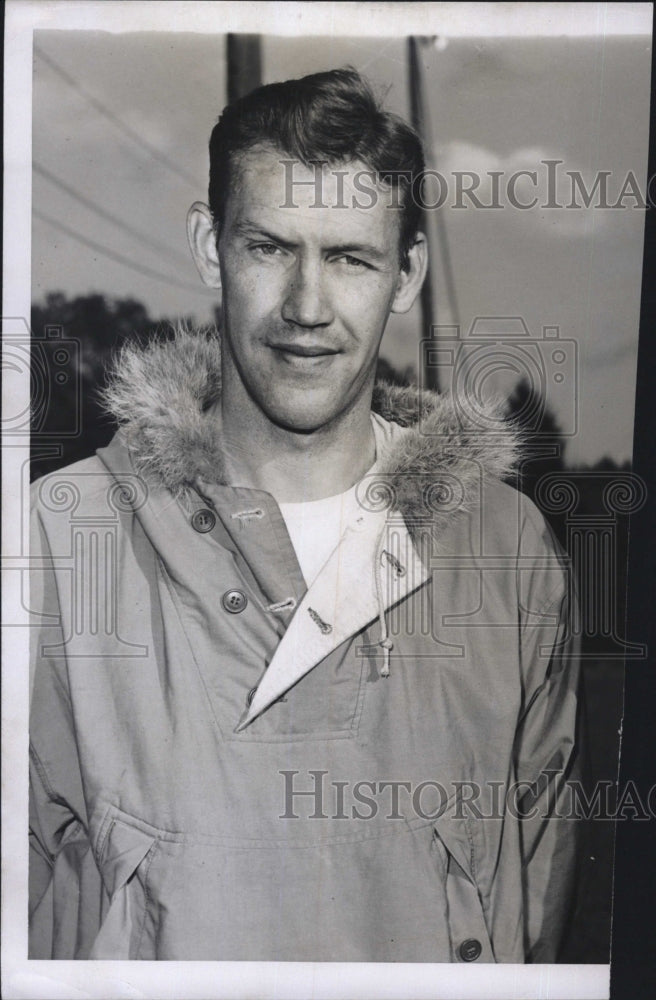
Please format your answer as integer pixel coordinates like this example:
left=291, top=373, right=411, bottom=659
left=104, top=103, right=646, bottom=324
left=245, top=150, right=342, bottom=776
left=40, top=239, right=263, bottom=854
left=281, top=258, right=334, bottom=328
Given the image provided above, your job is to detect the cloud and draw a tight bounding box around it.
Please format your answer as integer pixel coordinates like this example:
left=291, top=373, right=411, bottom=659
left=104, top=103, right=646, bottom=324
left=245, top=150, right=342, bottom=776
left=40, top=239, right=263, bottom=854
left=429, top=141, right=646, bottom=239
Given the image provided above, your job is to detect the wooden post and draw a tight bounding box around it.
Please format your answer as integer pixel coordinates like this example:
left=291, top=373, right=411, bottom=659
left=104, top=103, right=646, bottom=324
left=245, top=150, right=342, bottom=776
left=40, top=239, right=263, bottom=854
left=227, top=34, right=262, bottom=103
left=408, top=36, right=438, bottom=391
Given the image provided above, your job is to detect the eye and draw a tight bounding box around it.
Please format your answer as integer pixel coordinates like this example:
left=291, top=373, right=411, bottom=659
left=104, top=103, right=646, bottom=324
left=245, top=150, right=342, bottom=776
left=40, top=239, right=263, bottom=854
left=251, top=242, right=282, bottom=257
left=337, top=254, right=368, bottom=269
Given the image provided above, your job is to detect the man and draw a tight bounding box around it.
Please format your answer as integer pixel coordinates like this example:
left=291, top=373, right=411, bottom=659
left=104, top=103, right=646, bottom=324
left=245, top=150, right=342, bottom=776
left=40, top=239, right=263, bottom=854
left=29, top=68, right=580, bottom=962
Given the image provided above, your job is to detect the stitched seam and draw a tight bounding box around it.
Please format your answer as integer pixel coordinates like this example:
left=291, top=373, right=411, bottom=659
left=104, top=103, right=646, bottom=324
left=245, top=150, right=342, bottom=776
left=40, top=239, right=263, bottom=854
left=464, top=815, right=477, bottom=882
left=349, top=635, right=371, bottom=735
left=96, top=818, right=116, bottom=868
left=135, top=841, right=158, bottom=959
left=92, top=803, right=115, bottom=866
left=463, top=816, right=497, bottom=960
left=105, top=804, right=438, bottom=849
left=29, top=743, right=58, bottom=801
left=227, top=726, right=356, bottom=745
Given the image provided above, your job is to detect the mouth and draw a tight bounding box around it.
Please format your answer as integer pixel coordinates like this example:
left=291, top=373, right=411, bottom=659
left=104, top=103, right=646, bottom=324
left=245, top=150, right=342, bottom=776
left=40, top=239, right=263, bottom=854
left=268, top=341, right=342, bottom=368
left=269, top=342, right=341, bottom=358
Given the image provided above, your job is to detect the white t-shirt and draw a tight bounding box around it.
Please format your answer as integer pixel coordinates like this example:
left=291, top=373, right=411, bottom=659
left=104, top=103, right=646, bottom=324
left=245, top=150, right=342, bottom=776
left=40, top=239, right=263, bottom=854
left=279, top=484, right=361, bottom=587
left=278, top=413, right=396, bottom=587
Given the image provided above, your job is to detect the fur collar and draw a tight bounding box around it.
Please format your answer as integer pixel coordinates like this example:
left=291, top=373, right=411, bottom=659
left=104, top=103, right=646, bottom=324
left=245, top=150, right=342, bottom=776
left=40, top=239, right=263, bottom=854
left=102, top=326, right=520, bottom=539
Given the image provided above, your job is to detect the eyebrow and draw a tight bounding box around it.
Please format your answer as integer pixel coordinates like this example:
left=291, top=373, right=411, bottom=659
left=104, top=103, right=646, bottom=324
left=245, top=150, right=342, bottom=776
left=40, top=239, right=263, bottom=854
left=233, top=221, right=390, bottom=261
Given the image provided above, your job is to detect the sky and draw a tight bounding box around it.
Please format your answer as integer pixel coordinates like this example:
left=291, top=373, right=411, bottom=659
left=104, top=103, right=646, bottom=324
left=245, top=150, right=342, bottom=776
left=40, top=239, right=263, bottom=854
left=31, top=23, right=652, bottom=465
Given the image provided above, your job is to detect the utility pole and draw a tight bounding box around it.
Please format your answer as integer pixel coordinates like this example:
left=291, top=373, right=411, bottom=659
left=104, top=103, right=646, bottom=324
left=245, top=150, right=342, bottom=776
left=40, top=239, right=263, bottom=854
left=227, top=34, right=262, bottom=103
left=407, top=36, right=438, bottom=391
left=408, top=37, right=461, bottom=394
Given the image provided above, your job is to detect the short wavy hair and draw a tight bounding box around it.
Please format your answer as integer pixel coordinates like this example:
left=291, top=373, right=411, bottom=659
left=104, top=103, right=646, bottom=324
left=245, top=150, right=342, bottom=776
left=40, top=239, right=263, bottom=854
left=208, top=67, right=425, bottom=269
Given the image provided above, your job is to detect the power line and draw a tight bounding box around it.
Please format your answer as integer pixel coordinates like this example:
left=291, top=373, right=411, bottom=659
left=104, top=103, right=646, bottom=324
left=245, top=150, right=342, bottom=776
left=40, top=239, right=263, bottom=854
left=34, top=162, right=192, bottom=269
left=34, top=208, right=216, bottom=297
left=34, top=45, right=201, bottom=190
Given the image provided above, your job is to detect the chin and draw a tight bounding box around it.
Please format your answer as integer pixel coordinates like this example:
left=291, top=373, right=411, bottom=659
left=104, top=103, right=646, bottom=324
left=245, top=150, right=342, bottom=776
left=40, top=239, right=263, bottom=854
left=266, top=408, right=337, bottom=435
left=261, top=393, right=345, bottom=435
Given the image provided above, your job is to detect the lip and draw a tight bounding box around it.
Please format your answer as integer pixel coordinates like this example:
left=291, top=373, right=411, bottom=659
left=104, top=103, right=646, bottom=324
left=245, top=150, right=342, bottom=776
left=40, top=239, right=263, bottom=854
left=268, top=342, right=341, bottom=358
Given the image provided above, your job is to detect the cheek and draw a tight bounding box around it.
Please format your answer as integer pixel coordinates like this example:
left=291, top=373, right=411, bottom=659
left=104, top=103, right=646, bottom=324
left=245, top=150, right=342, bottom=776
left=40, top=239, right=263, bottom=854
left=339, top=283, right=396, bottom=343
left=222, top=280, right=273, bottom=335
left=223, top=265, right=259, bottom=303
left=224, top=265, right=286, bottom=318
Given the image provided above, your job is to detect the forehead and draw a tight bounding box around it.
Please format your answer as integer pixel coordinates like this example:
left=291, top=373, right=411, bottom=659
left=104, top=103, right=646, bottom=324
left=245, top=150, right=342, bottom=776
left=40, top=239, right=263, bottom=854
left=224, top=144, right=402, bottom=248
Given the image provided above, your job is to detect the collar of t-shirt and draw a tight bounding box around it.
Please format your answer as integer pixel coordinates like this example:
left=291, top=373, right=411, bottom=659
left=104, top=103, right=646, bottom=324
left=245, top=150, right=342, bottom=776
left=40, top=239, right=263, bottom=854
left=278, top=412, right=397, bottom=588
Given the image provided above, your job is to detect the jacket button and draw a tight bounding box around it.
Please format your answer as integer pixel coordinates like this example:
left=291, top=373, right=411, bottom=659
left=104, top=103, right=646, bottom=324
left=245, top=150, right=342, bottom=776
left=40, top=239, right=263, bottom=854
left=191, top=508, right=216, bottom=533
left=458, top=938, right=482, bottom=962
left=222, top=589, right=248, bottom=614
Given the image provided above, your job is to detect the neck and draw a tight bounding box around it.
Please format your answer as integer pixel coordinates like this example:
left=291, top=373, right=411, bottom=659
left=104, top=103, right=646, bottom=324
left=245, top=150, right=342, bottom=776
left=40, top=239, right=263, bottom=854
left=217, top=384, right=376, bottom=505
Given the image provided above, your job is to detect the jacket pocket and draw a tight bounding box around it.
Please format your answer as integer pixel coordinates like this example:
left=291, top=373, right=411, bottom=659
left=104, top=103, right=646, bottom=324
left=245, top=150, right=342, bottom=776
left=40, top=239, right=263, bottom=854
left=431, top=816, right=497, bottom=963
left=90, top=811, right=158, bottom=959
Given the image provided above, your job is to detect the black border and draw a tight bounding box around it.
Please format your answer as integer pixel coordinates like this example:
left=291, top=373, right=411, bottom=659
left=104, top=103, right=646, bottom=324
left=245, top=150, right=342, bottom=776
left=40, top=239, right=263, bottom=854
left=609, top=9, right=656, bottom=999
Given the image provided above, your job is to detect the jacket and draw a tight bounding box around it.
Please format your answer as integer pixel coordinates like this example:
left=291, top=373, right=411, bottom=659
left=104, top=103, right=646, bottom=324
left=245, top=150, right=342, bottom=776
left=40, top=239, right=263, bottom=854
left=29, top=327, right=580, bottom=962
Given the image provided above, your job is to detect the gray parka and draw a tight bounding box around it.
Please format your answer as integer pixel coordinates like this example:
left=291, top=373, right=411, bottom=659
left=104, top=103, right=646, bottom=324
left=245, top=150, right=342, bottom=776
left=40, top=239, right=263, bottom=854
left=29, top=328, right=580, bottom=962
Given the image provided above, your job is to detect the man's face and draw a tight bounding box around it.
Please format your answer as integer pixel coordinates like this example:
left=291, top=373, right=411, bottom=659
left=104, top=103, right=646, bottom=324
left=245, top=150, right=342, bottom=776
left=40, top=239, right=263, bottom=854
left=213, top=144, right=417, bottom=433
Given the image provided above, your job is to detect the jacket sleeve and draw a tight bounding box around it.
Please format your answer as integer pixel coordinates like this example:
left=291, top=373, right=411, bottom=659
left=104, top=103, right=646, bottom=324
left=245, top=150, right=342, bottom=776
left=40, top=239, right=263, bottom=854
left=29, top=496, right=105, bottom=959
left=513, top=510, right=582, bottom=963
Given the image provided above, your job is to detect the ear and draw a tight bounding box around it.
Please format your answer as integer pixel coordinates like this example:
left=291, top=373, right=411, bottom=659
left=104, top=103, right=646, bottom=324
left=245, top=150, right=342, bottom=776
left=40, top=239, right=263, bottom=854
left=391, top=232, right=428, bottom=314
left=187, top=202, right=222, bottom=289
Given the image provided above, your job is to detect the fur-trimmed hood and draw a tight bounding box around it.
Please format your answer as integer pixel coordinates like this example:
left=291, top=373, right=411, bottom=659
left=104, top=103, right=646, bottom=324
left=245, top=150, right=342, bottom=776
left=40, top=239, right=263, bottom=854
left=102, top=325, right=520, bottom=538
